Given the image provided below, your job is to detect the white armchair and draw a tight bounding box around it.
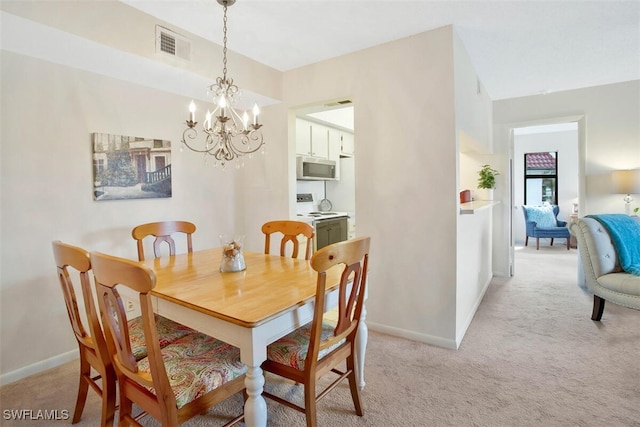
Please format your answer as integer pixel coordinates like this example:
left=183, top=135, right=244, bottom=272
left=570, top=217, right=640, bottom=320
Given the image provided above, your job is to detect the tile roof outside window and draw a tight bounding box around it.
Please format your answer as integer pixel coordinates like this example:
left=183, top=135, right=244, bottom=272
left=526, top=152, right=556, bottom=170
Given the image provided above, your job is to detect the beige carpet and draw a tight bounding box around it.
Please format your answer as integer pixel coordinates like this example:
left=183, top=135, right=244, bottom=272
left=2, top=245, right=639, bottom=426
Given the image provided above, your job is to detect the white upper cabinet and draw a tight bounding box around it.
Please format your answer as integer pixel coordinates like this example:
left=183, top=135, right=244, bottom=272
left=311, top=125, right=329, bottom=159
left=296, top=118, right=328, bottom=159
left=329, top=128, right=355, bottom=158
left=340, top=132, right=355, bottom=157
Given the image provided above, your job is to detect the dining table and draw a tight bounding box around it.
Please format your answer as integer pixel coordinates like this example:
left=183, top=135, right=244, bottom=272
left=141, top=247, right=368, bottom=427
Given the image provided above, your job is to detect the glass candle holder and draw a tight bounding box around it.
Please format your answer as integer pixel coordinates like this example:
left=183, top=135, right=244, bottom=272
left=219, top=235, right=246, bottom=272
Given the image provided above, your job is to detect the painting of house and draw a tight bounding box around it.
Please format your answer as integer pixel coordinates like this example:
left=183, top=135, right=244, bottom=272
left=92, top=133, right=172, bottom=200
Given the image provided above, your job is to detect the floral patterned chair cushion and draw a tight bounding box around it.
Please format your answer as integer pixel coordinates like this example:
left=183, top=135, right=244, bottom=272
left=136, top=332, right=248, bottom=409
left=128, top=314, right=195, bottom=361
left=266, top=322, right=346, bottom=371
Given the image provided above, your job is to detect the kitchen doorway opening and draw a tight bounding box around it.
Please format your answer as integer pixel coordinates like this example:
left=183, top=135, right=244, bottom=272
left=293, top=100, right=357, bottom=250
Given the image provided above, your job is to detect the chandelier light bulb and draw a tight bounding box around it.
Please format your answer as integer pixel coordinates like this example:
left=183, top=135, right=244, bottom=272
left=242, top=110, right=249, bottom=130
left=189, top=100, right=196, bottom=122
left=218, top=96, right=227, bottom=119
left=205, top=110, right=212, bottom=130
left=253, top=103, right=260, bottom=126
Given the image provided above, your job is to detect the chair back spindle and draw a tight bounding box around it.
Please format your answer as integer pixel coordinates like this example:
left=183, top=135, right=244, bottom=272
left=309, top=237, right=369, bottom=356
left=262, top=220, right=315, bottom=260
left=131, top=221, right=196, bottom=261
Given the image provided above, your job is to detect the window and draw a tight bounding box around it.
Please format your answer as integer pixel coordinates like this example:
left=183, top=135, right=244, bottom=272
left=524, top=151, right=557, bottom=205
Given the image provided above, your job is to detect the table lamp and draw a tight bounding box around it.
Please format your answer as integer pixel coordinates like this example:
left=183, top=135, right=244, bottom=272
left=611, top=169, right=640, bottom=215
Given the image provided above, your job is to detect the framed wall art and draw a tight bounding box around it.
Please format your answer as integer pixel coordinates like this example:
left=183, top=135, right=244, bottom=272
left=92, top=133, right=172, bottom=201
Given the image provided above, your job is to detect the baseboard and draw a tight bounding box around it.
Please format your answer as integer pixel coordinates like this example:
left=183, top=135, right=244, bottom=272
left=367, top=274, right=493, bottom=351
left=455, top=275, right=492, bottom=348
left=492, top=269, right=510, bottom=278
left=0, top=350, right=78, bottom=386
left=367, top=322, right=458, bottom=350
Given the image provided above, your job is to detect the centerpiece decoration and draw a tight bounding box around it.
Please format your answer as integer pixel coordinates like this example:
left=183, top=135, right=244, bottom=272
left=220, top=235, right=246, bottom=272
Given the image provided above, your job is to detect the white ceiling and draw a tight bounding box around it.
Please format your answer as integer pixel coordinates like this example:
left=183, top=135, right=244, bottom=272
left=307, top=107, right=355, bottom=131
left=122, top=0, right=640, bottom=101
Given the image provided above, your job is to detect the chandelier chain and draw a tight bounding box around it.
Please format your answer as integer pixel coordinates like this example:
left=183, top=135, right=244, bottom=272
left=222, top=4, right=228, bottom=81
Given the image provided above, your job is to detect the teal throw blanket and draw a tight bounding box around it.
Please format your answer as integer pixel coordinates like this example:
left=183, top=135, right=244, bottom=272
left=587, top=214, right=640, bottom=276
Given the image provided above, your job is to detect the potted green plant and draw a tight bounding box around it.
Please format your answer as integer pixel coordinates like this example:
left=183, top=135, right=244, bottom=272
left=477, top=164, right=500, bottom=200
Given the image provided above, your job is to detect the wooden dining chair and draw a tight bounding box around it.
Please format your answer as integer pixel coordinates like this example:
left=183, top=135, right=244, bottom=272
left=52, top=241, right=197, bottom=426
left=131, top=221, right=196, bottom=261
left=90, top=251, right=247, bottom=427
left=261, top=236, right=371, bottom=427
left=262, top=220, right=315, bottom=260
left=52, top=240, right=117, bottom=427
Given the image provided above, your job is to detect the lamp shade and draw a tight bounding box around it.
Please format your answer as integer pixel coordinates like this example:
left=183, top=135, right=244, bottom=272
left=611, top=169, right=640, bottom=194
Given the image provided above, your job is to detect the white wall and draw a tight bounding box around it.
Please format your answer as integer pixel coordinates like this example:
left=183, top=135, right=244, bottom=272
left=326, top=157, right=356, bottom=213
left=284, top=26, right=460, bottom=348
left=0, top=50, right=285, bottom=380
left=453, top=31, right=495, bottom=346
left=285, top=26, right=495, bottom=350
left=513, top=129, right=579, bottom=244
left=456, top=208, right=493, bottom=343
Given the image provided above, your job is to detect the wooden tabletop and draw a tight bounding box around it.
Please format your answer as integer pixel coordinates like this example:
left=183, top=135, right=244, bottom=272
left=142, top=248, right=341, bottom=328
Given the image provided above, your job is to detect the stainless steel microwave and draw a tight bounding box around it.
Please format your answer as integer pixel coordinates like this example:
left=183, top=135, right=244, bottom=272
left=296, top=156, right=337, bottom=180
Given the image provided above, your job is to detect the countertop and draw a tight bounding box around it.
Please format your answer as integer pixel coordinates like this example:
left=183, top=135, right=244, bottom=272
left=460, top=200, right=500, bottom=214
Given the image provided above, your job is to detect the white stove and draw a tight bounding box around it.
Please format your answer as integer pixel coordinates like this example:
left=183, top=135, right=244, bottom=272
left=296, top=193, right=349, bottom=251
left=295, top=193, right=349, bottom=222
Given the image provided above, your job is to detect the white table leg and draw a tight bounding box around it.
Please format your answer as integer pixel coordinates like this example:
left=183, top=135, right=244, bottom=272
left=354, top=304, right=368, bottom=389
left=243, top=366, right=267, bottom=427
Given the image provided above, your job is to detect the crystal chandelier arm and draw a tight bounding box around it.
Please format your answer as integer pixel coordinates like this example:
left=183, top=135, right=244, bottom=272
left=227, top=105, right=249, bottom=132
left=182, top=127, right=214, bottom=153
left=234, top=130, right=264, bottom=153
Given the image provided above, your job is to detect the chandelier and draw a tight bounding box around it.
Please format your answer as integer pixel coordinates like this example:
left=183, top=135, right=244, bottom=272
left=181, top=0, right=264, bottom=168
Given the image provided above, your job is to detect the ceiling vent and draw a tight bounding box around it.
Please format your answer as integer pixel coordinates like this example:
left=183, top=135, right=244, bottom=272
left=156, top=26, right=190, bottom=61
left=324, top=99, right=352, bottom=107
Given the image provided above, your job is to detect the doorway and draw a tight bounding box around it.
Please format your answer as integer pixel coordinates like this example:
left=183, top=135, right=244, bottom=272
left=134, top=154, right=147, bottom=184
left=510, top=119, right=582, bottom=275
left=293, top=101, right=356, bottom=230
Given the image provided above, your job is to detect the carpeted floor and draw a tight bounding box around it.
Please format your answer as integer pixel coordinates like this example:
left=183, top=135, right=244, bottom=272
left=2, top=244, right=639, bottom=426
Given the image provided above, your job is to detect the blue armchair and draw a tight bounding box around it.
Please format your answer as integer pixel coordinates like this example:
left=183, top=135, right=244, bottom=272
left=522, top=205, right=570, bottom=250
